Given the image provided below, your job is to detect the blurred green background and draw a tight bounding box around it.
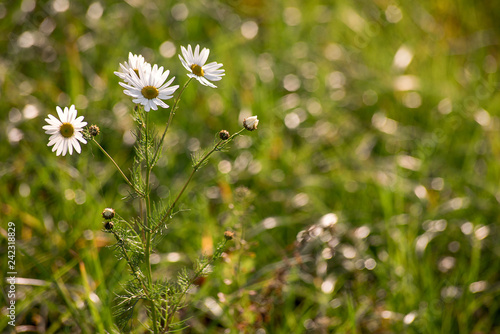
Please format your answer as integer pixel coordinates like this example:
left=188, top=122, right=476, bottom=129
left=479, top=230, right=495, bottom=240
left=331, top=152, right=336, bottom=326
left=1, top=0, right=500, bottom=332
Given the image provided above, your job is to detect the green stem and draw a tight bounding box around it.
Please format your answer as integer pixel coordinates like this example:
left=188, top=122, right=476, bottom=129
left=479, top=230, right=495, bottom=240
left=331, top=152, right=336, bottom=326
left=150, top=78, right=193, bottom=172
left=164, top=240, right=228, bottom=331
left=111, top=230, right=147, bottom=292
left=153, top=128, right=246, bottom=235
left=91, top=138, right=142, bottom=196
left=111, top=230, right=165, bottom=328
left=115, top=214, right=140, bottom=239
left=143, top=112, right=158, bottom=334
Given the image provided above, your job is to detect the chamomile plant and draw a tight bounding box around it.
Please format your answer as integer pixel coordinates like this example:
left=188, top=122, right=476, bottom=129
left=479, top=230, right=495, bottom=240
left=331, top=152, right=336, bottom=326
left=43, top=45, right=259, bottom=333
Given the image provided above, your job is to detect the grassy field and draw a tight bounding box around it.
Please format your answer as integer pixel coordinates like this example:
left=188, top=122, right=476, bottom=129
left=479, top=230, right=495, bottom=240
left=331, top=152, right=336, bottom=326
left=1, top=0, right=500, bottom=332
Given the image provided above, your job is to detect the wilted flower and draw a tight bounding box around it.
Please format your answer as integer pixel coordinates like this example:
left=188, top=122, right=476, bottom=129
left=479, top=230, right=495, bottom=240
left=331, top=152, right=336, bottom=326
left=243, top=116, right=259, bottom=131
left=119, top=62, right=179, bottom=112
left=88, top=125, right=100, bottom=137
left=179, top=45, right=225, bottom=88
left=43, top=105, right=87, bottom=156
left=224, top=231, right=235, bottom=241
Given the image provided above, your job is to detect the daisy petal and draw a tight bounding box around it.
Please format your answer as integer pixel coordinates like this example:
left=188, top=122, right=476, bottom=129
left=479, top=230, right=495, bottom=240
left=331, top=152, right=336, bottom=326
left=199, top=48, right=210, bottom=66
left=56, top=106, right=65, bottom=122
left=73, top=138, right=82, bottom=153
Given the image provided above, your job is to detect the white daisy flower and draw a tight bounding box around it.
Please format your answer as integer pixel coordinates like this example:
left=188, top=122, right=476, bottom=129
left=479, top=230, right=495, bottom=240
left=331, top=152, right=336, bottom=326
left=43, top=105, right=88, bottom=156
left=179, top=44, right=225, bottom=88
left=119, top=62, right=179, bottom=112
left=114, top=52, right=151, bottom=83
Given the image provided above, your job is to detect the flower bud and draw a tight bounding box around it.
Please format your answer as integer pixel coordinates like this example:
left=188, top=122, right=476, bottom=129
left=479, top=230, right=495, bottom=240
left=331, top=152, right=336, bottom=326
left=243, top=116, right=259, bottom=131
left=104, top=221, right=114, bottom=230
left=219, top=130, right=230, bottom=140
left=89, top=125, right=100, bottom=137
left=102, top=208, right=115, bottom=220
left=224, top=231, right=235, bottom=241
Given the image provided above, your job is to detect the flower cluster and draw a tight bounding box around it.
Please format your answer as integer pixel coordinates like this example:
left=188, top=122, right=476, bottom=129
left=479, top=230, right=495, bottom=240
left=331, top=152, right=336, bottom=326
left=44, top=44, right=258, bottom=157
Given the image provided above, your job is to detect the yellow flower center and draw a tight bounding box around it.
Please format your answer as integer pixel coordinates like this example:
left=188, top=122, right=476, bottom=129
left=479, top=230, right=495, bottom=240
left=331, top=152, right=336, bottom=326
left=59, top=122, right=75, bottom=138
left=190, top=64, right=204, bottom=77
left=141, top=86, right=159, bottom=99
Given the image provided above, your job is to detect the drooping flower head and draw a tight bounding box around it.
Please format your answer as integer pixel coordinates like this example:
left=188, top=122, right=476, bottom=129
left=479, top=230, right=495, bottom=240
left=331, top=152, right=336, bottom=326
left=243, top=115, right=259, bottom=131
left=179, top=44, right=225, bottom=88
left=43, top=105, right=88, bottom=156
left=119, top=62, right=179, bottom=112
left=114, top=52, right=150, bottom=83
